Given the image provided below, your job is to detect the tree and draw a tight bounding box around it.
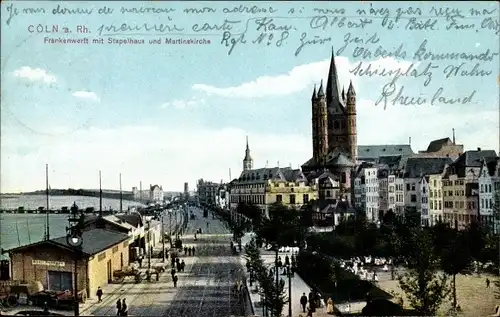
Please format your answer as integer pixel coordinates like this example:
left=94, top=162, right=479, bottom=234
left=245, top=238, right=287, bottom=317
left=299, top=201, right=314, bottom=228
left=254, top=202, right=305, bottom=316
left=440, top=229, right=472, bottom=309
left=397, top=228, right=450, bottom=315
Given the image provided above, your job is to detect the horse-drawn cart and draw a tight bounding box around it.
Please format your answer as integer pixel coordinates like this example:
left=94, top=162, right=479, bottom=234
left=113, top=266, right=142, bottom=283
left=0, top=280, right=43, bottom=308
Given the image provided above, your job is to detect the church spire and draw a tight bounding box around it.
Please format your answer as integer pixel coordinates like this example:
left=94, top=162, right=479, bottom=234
left=243, top=136, right=253, bottom=171
left=311, top=84, right=317, bottom=100
left=326, top=47, right=341, bottom=105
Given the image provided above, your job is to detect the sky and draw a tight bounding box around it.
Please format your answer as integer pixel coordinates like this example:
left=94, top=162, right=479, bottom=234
left=1, top=1, right=499, bottom=193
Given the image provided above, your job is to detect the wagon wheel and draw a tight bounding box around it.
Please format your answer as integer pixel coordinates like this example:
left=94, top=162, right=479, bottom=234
left=5, top=294, right=18, bottom=307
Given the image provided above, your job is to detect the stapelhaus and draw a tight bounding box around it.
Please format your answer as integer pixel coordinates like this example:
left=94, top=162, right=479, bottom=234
left=2, top=229, right=131, bottom=300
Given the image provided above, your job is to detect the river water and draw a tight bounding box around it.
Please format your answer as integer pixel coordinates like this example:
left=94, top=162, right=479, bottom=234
left=0, top=195, right=144, bottom=260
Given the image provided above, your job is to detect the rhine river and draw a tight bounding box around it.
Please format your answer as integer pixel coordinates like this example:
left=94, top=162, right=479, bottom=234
left=0, top=195, right=144, bottom=260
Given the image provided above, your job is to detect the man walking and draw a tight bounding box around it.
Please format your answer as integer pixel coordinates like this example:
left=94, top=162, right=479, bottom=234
left=173, top=274, right=178, bottom=287
left=96, top=286, right=103, bottom=303
left=116, top=298, right=122, bottom=316
left=486, top=278, right=491, bottom=288
left=300, top=292, right=308, bottom=313
left=121, top=298, right=128, bottom=316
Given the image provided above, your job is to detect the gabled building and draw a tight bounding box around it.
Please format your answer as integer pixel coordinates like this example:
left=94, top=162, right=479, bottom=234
left=478, top=157, right=500, bottom=229
left=404, top=157, right=453, bottom=226
left=150, top=184, right=163, bottom=203
left=442, top=149, right=498, bottom=230
left=358, top=145, right=414, bottom=163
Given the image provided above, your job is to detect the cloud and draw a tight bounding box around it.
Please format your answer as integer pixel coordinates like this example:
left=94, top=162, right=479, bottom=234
left=72, top=90, right=100, bottom=102
left=160, top=96, right=206, bottom=109
left=192, top=57, right=414, bottom=98
left=13, top=66, right=56, bottom=84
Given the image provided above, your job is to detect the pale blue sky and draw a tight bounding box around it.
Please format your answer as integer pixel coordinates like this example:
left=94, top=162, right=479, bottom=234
left=1, top=1, right=499, bottom=192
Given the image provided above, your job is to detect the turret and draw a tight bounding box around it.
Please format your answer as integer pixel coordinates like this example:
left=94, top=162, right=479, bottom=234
left=311, top=84, right=317, bottom=101
left=346, top=80, right=357, bottom=162
left=341, top=86, right=346, bottom=103
left=316, top=80, right=328, bottom=164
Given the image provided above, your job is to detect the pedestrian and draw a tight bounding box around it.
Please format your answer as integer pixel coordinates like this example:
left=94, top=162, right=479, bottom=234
left=138, top=257, right=143, bottom=268
left=173, top=274, right=178, bottom=287
left=116, top=298, right=122, bottom=316
left=191, top=246, right=195, bottom=256
left=121, top=298, right=128, bottom=316
left=171, top=257, right=175, bottom=268
left=486, top=278, right=491, bottom=288
left=184, top=247, right=188, bottom=255
left=176, top=261, right=181, bottom=271
left=300, top=292, right=308, bottom=312
left=306, top=307, right=313, bottom=317
left=327, top=297, right=334, bottom=314
left=96, top=286, right=103, bottom=303
left=180, top=260, right=185, bottom=272
left=285, top=255, right=290, bottom=266
left=43, top=301, right=49, bottom=313
left=188, top=247, right=192, bottom=256
left=171, top=268, right=176, bottom=278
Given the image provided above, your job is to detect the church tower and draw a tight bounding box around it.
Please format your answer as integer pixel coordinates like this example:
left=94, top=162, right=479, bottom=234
left=346, top=80, right=357, bottom=162
left=243, top=136, right=253, bottom=171
left=312, top=81, right=329, bottom=165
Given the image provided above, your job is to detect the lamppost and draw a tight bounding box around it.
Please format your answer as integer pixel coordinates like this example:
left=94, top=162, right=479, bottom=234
left=286, top=264, right=292, bottom=317
left=66, top=202, right=83, bottom=317
left=169, top=210, right=173, bottom=248
left=161, top=214, right=166, bottom=263
left=147, top=220, right=152, bottom=271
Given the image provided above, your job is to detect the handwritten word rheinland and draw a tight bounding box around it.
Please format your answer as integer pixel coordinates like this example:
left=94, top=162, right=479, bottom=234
left=375, top=84, right=476, bottom=110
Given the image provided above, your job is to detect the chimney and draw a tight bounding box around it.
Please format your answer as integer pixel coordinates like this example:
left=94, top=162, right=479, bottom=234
left=409, top=137, right=411, bottom=146
left=452, top=128, right=456, bottom=144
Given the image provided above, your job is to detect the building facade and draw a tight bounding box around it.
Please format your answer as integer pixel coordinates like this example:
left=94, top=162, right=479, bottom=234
left=478, top=157, right=500, bottom=230
left=416, top=132, right=464, bottom=160
left=229, top=167, right=318, bottom=217
left=442, top=149, right=497, bottom=230
left=428, top=174, right=444, bottom=226
left=197, top=179, right=219, bottom=206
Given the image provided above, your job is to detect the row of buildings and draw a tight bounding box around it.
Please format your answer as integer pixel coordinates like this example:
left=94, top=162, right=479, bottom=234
left=197, top=50, right=499, bottom=231
left=132, top=183, right=164, bottom=203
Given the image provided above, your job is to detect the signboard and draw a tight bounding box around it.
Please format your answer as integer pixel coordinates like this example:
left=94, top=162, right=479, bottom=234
left=32, top=260, right=65, bottom=267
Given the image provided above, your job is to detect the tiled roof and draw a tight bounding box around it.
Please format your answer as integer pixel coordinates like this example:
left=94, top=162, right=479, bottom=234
left=236, top=167, right=306, bottom=183
left=4, top=229, right=130, bottom=257
left=52, top=229, right=130, bottom=256
left=404, top=157, right=453, bottom=178
left=454, top=150, right=498, bottom=167
left=327, top=152, right=355, bottom=167
left=485, top=158, right=500, bottom=176
left=425, top=138, right=453, bottom=152
left=115, top=213, right=143, bottom=228
left=358, top=145, right=414, bottom=160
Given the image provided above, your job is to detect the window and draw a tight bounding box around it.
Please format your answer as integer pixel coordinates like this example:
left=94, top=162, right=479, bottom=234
left=276, top=195, right=283, bottom=202
left=406, top=184, right=410, bottom=191
left=433, top=180, right=437, bottom=187
left=290, top=194, right=296, bottom=204
left=303, top=194, right=309, bottom=203
left=430, top=201, right=434, bottom=209
left=430, top=191, right=433, bottom=198
left=439, top=201, right=442, bottom=210
left=326, top=190, right=331, bottom=197
left=98, top=252, right=106, bottom=261
left=489, top=184, right=492, bottom=192
left=333, top=120, right=339, bottom=129
left=112, top=246, right=119, bottom=253
left=411, top=184, right=416, bottom=191
left=411, top=195, right=416, bottom=202
left=481, top=184, right=484, bottom=192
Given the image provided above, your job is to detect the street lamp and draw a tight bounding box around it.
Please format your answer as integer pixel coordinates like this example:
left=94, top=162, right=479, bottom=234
left=66, top=202, right=83, bottom=317
left=161, top=214, right=166, bottom=263
left=286, top=264, right=292, bottom=317
left=169, top=210, right=173, bottom=248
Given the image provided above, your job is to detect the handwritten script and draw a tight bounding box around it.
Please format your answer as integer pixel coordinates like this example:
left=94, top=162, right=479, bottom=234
left=3, top=2, right=499, bottom=109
